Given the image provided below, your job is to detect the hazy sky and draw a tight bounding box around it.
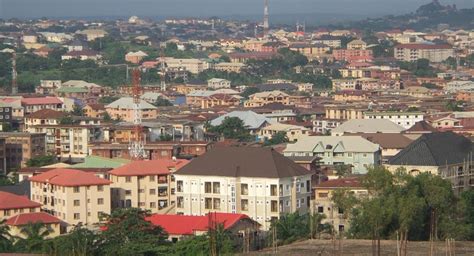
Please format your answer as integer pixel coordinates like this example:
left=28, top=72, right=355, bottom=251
left=0, top=0, right=473, bottom=19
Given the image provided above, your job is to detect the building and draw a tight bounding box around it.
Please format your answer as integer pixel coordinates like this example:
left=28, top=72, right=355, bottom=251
left=212, top=62, right=245, bottom=73
left=364, top=112, right=424, bottom=129
left=284, top=136, right=381, bottom=174
left=105, top=97, right=158, bottom=122
left=207, top=78, right=231, bottom=89
left=200, top=94, right=241, bottom=109
left=228, top=52, right=278, bottom=63
left=325, top=105, right=365, bottom=120
left=61, top=50, right=102, bottom=62
left=210, top=111, right=271, bottom=135
left=244, top=91, right=291, bottom=108
left=163, top=57, right=209, bottom=74
left=24, top=109, right=66, bottom=131
left=0, top=132, right=46, bottom=171
left=174, top=147, right=313, bottom=230
left=109, top=159, right=189, bottom=213
left=21, top=97, right=64, bottom=115
left=0, top=103, right=13, bottom=131
left=288, top=43, right=330, bottom=60
left=347, top=39, right=367, bottom=50
left=76, top=29, right=107, bottom=41
left=351, top=133, right=413, bottom=163
left=6, top=212, right=62, bottom=238
left=125, top=51, right=148, bottom=64
left=387, top=132, right=474, bottom=194
left=394, top=44, right=454, bottom=62
left=332, top=49, right=373, bottom=62
left=0, top=191, right=42, bottom=220
left=313, top=177, right=367, bottom=234
left=36, top=80, right=62, bottom=95
left=332, top=119, right=406, bottom=136
left=334, top=90, right=369, bottom=102
left=84, top=104, right=106, bottom=118
left=260, top=123, right=310, bottom=142
left=312, top=119, right=343, bottom=134
left=29, top=168, right=112, bottom=230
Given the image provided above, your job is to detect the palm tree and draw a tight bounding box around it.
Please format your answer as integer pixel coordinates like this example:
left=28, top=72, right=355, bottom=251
left=14, top=222, right=51, bottom=253
left=0, top=219, right=13, bottom=252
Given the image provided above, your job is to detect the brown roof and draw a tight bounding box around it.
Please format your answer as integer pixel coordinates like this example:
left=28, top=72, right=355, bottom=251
left=405, top=121, right=438, bottom=133
left=86, top=103, right=105, bottom=111
left=26, top=109, right=66, bottom=119
left=315, top=177, right=362, bottom=188
left=175, top=147, right=312, bottom=178
left=357, top=133, right=413, bottom=149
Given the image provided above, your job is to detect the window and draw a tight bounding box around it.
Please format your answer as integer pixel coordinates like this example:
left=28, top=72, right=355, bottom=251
left=271, top=200, right=278, bottom=212
left=296, top=199, right=301, bottom=208
left=125, top=177, right=131, bottom=183
left=74, top=213, right=80, bottom=220
left=212, top=182, right=220, bottom=194
left=150, top=202, right=156, bottom=208
left=73, top=200, right=80, bottom=206
left=318, top=206, right=324, bottom=213
left=177, top=181, right=183, bottom=192
left=205, top=198, right=212, bottom=209
left=4, top=210, right=10, bottom=216
left=318, top=192, right=328, bottom=198
left=97, top=185, right=104, bottom=192
left=149, top=176, right=155, bottom=182
left=97, top=198, right=104, bottom=205
left=73, top=187, right=80, bottom=193
left=177, top=197, right=184, bottom=208
left=150, top=189, right=156, bottom=195
left=158, top=187, right=167, bottom=196
left=338, top=207, right=344, bottom=214
left=241, top=199, right=249, bottom=211
left=139, top=202, right=145, bottom=207
left=306, top=180, right=311, bottom=192
left=138, top=189, right=145, bottom=193
left=241, top=184, right=248, bottom=195
left=213, top=198, right=221, bottom=210
left=270, top=185, right=277, bottom=196
left=205, top=182, right=212, bottom=193
left=125, top=190, right=132, bottom=195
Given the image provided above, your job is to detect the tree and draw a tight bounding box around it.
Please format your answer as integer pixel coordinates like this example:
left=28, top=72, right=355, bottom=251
left=335, top=165, right=350, bottom=178
left=59, top=116, right=75, bottom=125
left=100, top=208, right=170, bottom=256
left=43, top=224, right=102, bottom=256
left=264, top=131, right=288, bottom=146
left=0, top=220, right=13, bottom=253
left=103, top=112, right=112, bottom=122
left=13, top=222, right=51, bottom=253
left=206, top=117, right=253, bottom=141
left=269, top=212, right=310, bottom=245
left=159, top=134, right=173, bottom=141
left=153, top=98, right=173, bottom=107
left=71, top=104, right=84, bottom=116
left=241, top=87, right=259, bottom=99
left=26, top=155, right=56, bottom=167
left=0, top=175, right=15, bottom=186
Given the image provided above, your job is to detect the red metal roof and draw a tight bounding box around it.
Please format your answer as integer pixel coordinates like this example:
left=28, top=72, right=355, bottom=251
left=145, top=213, right=253, bottom=235
left=109, top=159, right=189, bottom=176
left=315, top=177, right=362, bottom=188
left=6, top=212, right=61, bottom=226
left=21, top=97, right=63, bottom=105
left=29, top=168, right=112, bottom=187
left=26, top=109, right=66, bottom=119
left=0, top=192, right=41, bottom=210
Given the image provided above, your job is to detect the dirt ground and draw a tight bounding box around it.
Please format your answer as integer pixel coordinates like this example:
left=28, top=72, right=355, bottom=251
left=246, top=239, right=474, bottom=256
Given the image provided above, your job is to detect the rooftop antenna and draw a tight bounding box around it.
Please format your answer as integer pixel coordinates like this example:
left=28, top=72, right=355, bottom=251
left=263, top=0, right=269, bottom=37
left=128, top=69, right=148, bottom=160
left=11, top=52, right=18, bottom=95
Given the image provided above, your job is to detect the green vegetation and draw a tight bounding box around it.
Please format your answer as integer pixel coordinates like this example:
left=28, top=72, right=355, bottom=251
left=25, top=155, right=57, bottom=167
left=0, top=175, right=15, bottom=186
left=398, top=59, right=437, bottom=77
left=206, top=117, right=254, bottom=141
left=153, top=97, right=173, bottom=107
left=264, top=131, right=289, bottom=146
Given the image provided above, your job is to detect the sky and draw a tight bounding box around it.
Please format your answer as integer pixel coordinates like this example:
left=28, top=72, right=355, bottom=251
left=0, top=0, right=473, bottom=20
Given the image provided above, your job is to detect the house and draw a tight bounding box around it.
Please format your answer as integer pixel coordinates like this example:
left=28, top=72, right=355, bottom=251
left=228, top=52, right=278, bottom=63
left=146, top=213, right=260, bottom=243
left=109, top=159, right=189, bottom=213
left=351, top=133, right=413, bottom=163
left=364, top=112, right=424, bottom=129
left=403, top=120, right=438, bottom=140
left=207, top=78, right=231, bottom=89
left=394, top=44, right=454, bottom=62
left=289, top=43, right=330, bottom=60
left=174, top=147, right=313, bottom=230
left=61, top=50, right=102, bottom=62
left=212, top=62, right=246, bottom=73
left=334, top=90, right=369, bottom=102
left=29, top=168, right=112, bottom=230
left=33, top=46, right=53, bottom=57
left=313, top=177, right=367, bottom=234
left=24, top=109, right=66, bottom=131
left=6, top=212, right=62, bottom=238
left=244, top=90, right=291, bottom=108
left=0, top=191, right=41, bottom=220
left=84, top=104, right=106, bottom=118
left=260, top=123, right=310, bottom=142
left=332, top=119, right=406, bottom=136
left=312, top=119, right=343, bottom=134
left=200, top=94, right=241, bottom=109
left=162, top=57, right=209, bottom=74
left=21, top=97, right=64, bottom=115
left=125, top=51, right=148, bottom=64
left=105, top=97, right=158, bottom=122
left=347, top=39, right=367, bottom=50
left=36, top=80, right=62, bottom=95
left=210, top=111, right=272, bottom=135
left=387, top=132, right=474, bottom=194
left=76, top=29, right=107, bottom=41
left=283, top=136, right=381, bottom=174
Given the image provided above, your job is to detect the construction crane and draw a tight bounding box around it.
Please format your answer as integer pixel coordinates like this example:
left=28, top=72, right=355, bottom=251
left=128, top=69, right=148, bottom=160
left=11, top=52, right=18, bottom=95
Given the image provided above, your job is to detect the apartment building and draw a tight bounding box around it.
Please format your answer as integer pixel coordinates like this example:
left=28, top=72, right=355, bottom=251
left=83, top=104, right=106, bottom=118
left=289, top=43, right=330, bottom=60
left=0, top=132, right=46, bottom=170
left=283, top=136, right=381, bottom=174
left=163, top=57, right=209, bottom=74
left=364, top=112, right=424, bottom=129
left=312, top=119, right=343, bottom=134
left=244, top=90, right=291, bottom=108
left=332, top=119, right=406, bottom=135
left=313, top=178, right=368, bottom=234
left=29, top=168, right=112, bottom=230
left=394, top=44, right=454, bottom=62
left=325, top=105, right=365, bottom=120
left=24, top=109, right=66, bottom=131
left=332, top=49, right=373, bottom=62
left=207, top=78, right=231, bottom=89
left=174, top=147, right=313, bottom=230
left=347, top=39, right=367, bottom=50
left=212, top=62, right=245, bottom=73
left=21, top=97, right=64, bottom=115
left=0, top=191, right=42, bottom=220
left=105, top=97, right=158, bottom=122
left=260, top=123, right=310, bottom=142
left=109, top=159, right=189, bottom=213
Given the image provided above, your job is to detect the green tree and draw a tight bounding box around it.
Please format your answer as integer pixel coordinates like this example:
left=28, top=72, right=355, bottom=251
left=0, top=175, right=15, bottom=186
left=26, top=155, right=56, bottom=167
left=153, top=98, right=173, bottom=107
left=269, top=212, right=310, bottom=245
left=71, top=104, right=84, bottom=116
left=241, top=87, right=259, bottom=99
left=103, top=112, right=112, bottom=122
left=0, top=220, right=13, bottom=253
left=264, top=131, right=288, bottom=146
left=43, top=224, right=102, bottom=256
left=206, top=117, right=253, bottom=141
left=335, top=165, right=350, bottom=178
left=13, top=222, right=51, bottom=253
left=59, top=116, right=75, bottom=125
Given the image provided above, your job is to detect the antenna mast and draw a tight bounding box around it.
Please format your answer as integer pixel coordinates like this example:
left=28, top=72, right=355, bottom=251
left=128, top=69, right=148, bottom=160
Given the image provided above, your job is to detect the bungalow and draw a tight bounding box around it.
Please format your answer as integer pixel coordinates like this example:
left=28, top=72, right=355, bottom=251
left=61, top=50, right=102, bottom=62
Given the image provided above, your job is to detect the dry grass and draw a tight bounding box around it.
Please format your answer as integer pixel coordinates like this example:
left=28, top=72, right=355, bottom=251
left=245, top=239, right=474, bottom=256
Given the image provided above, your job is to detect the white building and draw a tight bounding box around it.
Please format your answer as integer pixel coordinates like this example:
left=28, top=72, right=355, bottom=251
left=364, top=112, right=424, bottom=129
left=207, top=78, right=231, bottom=89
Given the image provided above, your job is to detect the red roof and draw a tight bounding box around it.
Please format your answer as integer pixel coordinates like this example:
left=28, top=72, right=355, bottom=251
left=21, top=97, right=63, bottom=105
left=6, top=212, right=61, bottom=226
left=0, top=192, right=41, bottom=210
left=26, top=109, right=66, bottom=119
left=145, top=213, right=253, bottom=235
left=109, top=159, right=189, bottom=176
left=315, top=177, right=362, bottom=188
left=29, top=168, right=112, bottom=187
left=395, top=44, right=452, bottom=50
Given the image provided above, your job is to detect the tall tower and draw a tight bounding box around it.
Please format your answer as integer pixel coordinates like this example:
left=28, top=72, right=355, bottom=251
left=11, top=52, right=18, bottom=95
left=263, top=0, right=269, bottom=36
left=128, top=69, right=148, bottom=160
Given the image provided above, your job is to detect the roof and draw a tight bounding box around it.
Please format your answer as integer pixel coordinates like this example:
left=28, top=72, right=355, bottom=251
left=175, top=147, right=312, bottom=178
left=315, top=177, right=363, bottom=188
left=145, top=213, right=255, bottom=235
left=284, top=136, right=380, bottom=153
left=73, top=155, right=130, bottom=168
left=263, top=123, right=310, bottom=132
left=109, top=159, right=189, bottom=176
left=0, top=191, right=41, bottom=210
left=63, top=49, right=100, bottom=57
left=6, top=212, right=61, bottom=226
left=56, top=87, right=88, bottom=93
left=85, top=103, right=105, bottom=111
left=26, top=109, right=66, bottom=119
left=332, top=119, right=405, bottom=134
left=395, top=43, right=452, bottom=50
left=405, top=121, right=437, bottom=133
left=255, top=84, right=297, bottom=92
left=355, top=133, right=413, bottom=149
left=210, top=111, right=271, bottom=130
left=388, top=132, right=474, bottom=166
left=29, top=168, right=112, bottom=187
left=106, top=97, right=157, bottom=110
left=62, top=80, right=101, bottom=88
left=21, top=97, right=63, bottom=105
left=250, top=90, right=290, bottom=98
left=126, top=51, right=148, bottom=57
